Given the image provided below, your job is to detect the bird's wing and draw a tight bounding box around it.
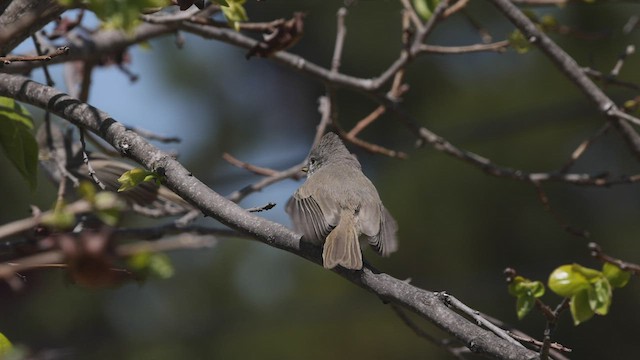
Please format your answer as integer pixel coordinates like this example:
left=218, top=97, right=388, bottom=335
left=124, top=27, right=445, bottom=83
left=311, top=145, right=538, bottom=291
left=367, top=206, right=398, bottom=257
left=286, top=180, right=339, bottom=243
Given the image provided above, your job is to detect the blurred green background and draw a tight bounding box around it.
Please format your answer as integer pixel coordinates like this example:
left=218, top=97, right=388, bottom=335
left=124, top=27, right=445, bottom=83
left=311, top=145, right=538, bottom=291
left=1, top=0, right=640, bottom=359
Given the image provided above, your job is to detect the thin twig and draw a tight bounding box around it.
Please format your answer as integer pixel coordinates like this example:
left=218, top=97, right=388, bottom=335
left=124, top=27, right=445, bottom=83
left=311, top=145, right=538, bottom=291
left=418, top=40, right=510, bottom=54
left=78, top=127, right=106, bottom=190
left=439, top=292, right=526, bottom=348
left=246, top=203, right=276, bottom=213
left=559, top=123, right=611, bottom=173
left=331, top=8, right=348, bottom=73
left=0, top=46, right=69, bottom=64
left=0, top=200, right=92, bottom=241
left=222, top=153, right=279, bottom=177
left=589, top=242, right=640, bottom=276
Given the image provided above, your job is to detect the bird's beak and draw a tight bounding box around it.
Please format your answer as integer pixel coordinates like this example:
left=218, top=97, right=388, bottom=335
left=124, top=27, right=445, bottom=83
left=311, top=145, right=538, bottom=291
left=301, top=166, right=308, bottom=173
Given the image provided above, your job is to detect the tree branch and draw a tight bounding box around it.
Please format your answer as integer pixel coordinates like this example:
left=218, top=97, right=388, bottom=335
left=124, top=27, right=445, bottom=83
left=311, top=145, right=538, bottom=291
left=0, top=73, right=537, bottom=360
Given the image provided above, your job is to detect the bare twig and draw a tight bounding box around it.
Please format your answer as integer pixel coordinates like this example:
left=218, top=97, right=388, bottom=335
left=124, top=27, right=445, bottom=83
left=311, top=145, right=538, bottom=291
left=0, top=46, right=69, bottom=64
left=246, top=203, right=276, bottom=213
left=78, top=127, right=107, bottom=190
left=439, top=292, right=526, bottom=348
left=559, top=123, right=611, bottom=173
left=0, top=200, right=92, bottom=241
left=222, top=153, right=279, bottom=177
left=589, top=242, right=640, bottom=276
left=331, top=8, right=348, bottom=73
left=418, top=40, right=510, bottom=54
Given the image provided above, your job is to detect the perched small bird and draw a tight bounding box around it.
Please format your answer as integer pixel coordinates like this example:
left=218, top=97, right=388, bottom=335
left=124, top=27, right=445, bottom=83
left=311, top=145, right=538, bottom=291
left=36, top=123, right=198, bottom=222
left=286, top=132, right=398, bottom=270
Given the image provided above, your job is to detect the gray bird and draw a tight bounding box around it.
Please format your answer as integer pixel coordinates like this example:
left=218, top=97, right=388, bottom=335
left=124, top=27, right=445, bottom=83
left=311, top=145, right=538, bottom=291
left=286, top=132, right=398, bottom=270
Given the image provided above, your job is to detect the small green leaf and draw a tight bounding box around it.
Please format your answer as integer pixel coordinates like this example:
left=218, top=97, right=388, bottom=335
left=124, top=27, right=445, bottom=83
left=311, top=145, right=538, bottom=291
left=128, top=251, right=174, bottom=279
left=414, top=0, right=440, bottom=20
left=63, top=0, right=171, bottom=32
left=570, top=290, right=594, bottom=325
left=0, top=97, right=38, bottom=190
left=94, top=192, right=125, bottom=226
left=213, top=0, right=229, bottom=6
left=0, top=332, right=12, bottom=356
left=548, top=264, right=591, bottom=297
left=41, top=207, right=76, bottom=230
left=508, top=276, right=545, bottom=298
left=516, top=294, right=535, bottom=319
left=602, top=262, right=631, bottom=288
left=539, top=15, right=558, bottom=31
left=221, top=0, right=248, bottom=31
left=508, top=276, right=544, bottom=319
left=117, top=167, right=160, bottom=192
left=508, top=30, right=532, bottom=54
left=588, top=278, right=612, bottom=315
left=78, top=180, right=97, bottom=203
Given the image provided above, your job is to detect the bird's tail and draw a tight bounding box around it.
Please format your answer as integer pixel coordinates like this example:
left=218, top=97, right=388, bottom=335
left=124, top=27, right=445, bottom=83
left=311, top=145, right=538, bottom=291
left=323, top=211, right=362, bottom=270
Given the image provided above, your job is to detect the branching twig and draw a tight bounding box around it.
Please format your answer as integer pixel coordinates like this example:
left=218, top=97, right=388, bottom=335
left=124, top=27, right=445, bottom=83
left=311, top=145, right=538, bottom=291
left=439, top=292, right=526, bottom=349
left=589, top=242, right=640, bottom=276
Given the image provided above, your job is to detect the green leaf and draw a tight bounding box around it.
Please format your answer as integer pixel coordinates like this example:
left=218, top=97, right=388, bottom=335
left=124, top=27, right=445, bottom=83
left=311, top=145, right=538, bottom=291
left=508, top=276, right=545, bottom=298
left=213, top=0, right=229, bottom=6
left=508, top=30, right=532, bottom=54
left=413, top=0, right=432, bottom=20
left=0, top=332, right=12, bottom=356
left=548, top=264, right=591, bottom=297
left=602, top=262, right=631, bottom=288
left=128, top=251, right=174, bottom=279
left=221, top=0, right=248, bottom=31
left=94, top=192, right=125, bottom=226
left=41, top=207, right=76, bottom=230
left=0, top=97, right=38, bottom=190
left=508, top=276, right=544, bottom=319
left=78, top=180, right=97, bottom=203
left=570, top=290, right=594, bottom=325
left=117, top=167, right=160, bottom=192
left=516, top=294, right=536, bottom=319
left=61, top=0, right=171, bottom=32
left=588, top=278, right=612, bottom=315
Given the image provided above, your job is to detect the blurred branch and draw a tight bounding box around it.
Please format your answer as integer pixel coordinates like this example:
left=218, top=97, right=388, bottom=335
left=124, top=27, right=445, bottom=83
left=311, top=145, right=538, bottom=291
left=0, top=73, right=538, bottom=360
left=0, top=200, right=91, bottom=240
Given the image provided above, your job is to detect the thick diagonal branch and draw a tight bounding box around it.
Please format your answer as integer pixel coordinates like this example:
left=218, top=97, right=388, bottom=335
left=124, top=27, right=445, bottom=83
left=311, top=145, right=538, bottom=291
left=0, top=73, right=537, bottom=360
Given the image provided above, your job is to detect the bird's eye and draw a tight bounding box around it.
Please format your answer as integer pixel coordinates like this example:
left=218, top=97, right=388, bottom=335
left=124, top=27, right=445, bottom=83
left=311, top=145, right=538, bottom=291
left=309, top=157, right=316, bottom=165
